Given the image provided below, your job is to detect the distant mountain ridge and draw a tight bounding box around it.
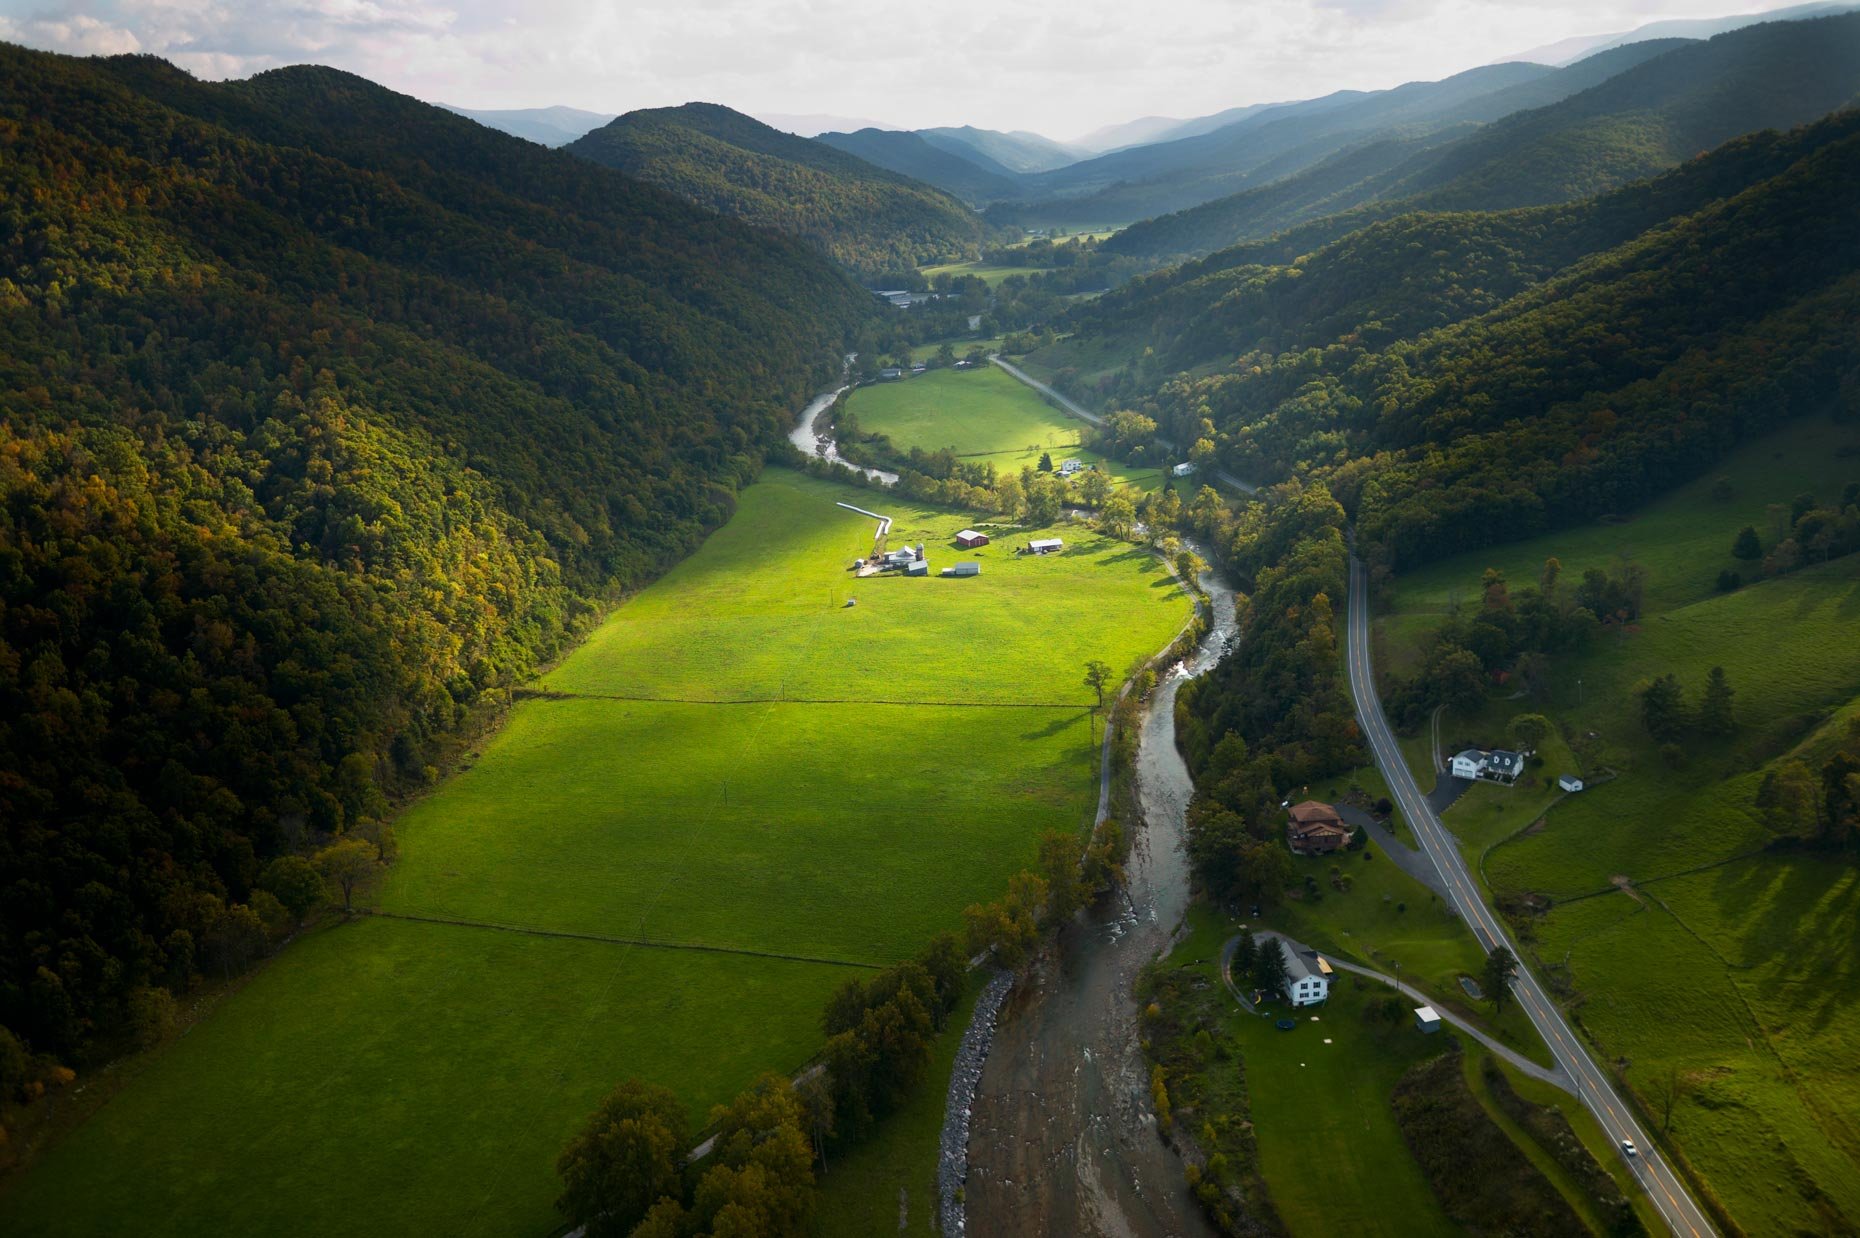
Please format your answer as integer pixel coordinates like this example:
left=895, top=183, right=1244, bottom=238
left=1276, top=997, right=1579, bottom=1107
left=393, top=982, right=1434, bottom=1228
left=1104, top=14, right=1860, bottom=259
left=568, top=102, right=986, bottom=273
left=439, top=103, right=615, bottom=145
left=813, top=126, right=1024, bottom=205
left=1512, top=0, right=1860, bottom=64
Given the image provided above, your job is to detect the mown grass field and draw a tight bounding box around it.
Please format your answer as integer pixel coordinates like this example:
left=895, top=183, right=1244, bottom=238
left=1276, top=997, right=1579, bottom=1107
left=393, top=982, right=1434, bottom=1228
left=907, top=335, right=1002, bottom=363
left=918, top=259, right=1042, bottom=287
left=1169, top=905, right=1457, bottom=1234
left=3, top=468, right=1191, bottom=1237
left=0, top=917, right=847, bottom=1238
left=842, top=366, right=1163, bottom=491
left=1370, top=415, right=1860, bottom=1232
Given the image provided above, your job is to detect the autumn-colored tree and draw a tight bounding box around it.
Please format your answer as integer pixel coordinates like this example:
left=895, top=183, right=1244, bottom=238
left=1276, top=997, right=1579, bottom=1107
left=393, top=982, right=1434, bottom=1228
left=1037, top=829, right=1087, bottom=923
left=555, top=1079, right=688, bottom=1237
left=315, top=838, right=381, bottom=913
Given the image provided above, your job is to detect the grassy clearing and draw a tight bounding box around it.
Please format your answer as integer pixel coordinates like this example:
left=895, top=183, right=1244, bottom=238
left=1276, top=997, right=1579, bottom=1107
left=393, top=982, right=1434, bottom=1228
left=1369, top=416, right=1860, bottom=1231
left=810, top=976, right=983, bottom=1238
left=907, top=335, right=1002, bottom=363
left=919, top=260, right=1041, bottom=287
left=5, top=466, right=1190, bottom=1236
left=842, top=367, right=1163, bottom=492
left=0, top=917, right=847, bottom=1237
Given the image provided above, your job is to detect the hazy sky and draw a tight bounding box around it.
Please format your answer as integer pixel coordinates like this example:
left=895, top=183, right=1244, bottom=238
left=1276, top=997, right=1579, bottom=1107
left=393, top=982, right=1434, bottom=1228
left=0, top=0, right=1816, bottom=137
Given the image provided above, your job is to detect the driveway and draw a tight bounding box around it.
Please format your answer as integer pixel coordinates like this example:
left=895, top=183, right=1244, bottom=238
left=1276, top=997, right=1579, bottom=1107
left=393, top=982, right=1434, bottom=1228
left=1220, top=931, right=1572, bottom=1092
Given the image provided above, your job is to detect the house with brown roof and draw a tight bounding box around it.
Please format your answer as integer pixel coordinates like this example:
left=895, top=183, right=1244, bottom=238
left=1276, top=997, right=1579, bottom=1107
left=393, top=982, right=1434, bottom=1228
left=1286, top=800, right=1353, bottom=855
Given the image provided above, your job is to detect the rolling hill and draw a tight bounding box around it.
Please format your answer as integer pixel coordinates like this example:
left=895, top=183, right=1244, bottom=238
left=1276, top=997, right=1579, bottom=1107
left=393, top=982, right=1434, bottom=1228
left=919, top=125, right=1084, bottom=173
left=0, top=44, right=874, bottom=1059
left=1057, top=105, right=1860, bottom=568
left=813, top=125, right=1025, bottom=205
left=568, top=103, right=987, bottom=273
left=1105, top=14, right=1860, bottom=259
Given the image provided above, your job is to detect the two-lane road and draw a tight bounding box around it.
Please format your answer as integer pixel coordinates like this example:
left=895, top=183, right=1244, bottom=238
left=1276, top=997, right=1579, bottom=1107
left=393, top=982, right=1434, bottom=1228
left=1345, top=555, right=1716, bottom=1238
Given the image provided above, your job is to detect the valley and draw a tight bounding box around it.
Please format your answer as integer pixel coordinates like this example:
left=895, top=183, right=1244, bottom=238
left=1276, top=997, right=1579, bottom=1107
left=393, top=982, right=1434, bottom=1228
left=0, top=459, right=1191, bottom=1236
left=4, top=10, right=1860, bottom=1238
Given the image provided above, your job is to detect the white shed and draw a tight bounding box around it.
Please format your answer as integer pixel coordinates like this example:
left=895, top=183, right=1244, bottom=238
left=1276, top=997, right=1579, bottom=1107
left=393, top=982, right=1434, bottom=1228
left=1558, top=775, right=1584, bottom=793
left=1028, top=538, right=1064, bottom=555
left=1414, top=1006, right=1442, bottom=1033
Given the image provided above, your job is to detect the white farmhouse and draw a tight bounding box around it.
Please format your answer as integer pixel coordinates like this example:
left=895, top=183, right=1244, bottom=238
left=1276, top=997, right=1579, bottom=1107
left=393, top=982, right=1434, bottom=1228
left=1282, top=942, right=1331, bottom=1007
left=1172, top=462, right=1197, bottom=478
left=1451, top=749, right=1486, bottom=780
left=1452, top=748, right=1526, bottom=784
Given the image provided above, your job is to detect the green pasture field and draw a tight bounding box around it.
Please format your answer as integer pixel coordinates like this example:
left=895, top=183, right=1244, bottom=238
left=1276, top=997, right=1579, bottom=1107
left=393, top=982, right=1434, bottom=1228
left=539, top=468, right=1185, bottom=702
left=1367, top=416, right=1860, bottom=1231
left=841, top=366, right=1163, bottom=492
left=380, top=696, right=1097, bottom=961
left=919, top=259, right=1041, bottom=287
left=5, top=467, right=1191, bottom=1236
left=1378, top=417, right=1860, bottom=670
left=0, top=916, right=847, bottom=1237
left=907, top=335, right=1002, bottom=363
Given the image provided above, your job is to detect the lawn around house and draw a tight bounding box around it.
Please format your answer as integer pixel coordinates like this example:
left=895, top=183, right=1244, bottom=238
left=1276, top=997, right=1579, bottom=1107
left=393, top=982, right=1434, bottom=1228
left=842, top=366, right=1162, bottom=491
left=2, top=468, right=1192, bottom=1238
left=1367, top=416, right=1860, bottom=1233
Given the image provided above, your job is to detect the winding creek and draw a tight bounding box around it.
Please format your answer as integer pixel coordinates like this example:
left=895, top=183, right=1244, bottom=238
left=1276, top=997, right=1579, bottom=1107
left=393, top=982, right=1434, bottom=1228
left=793, top=380, right=1240, bottom=1237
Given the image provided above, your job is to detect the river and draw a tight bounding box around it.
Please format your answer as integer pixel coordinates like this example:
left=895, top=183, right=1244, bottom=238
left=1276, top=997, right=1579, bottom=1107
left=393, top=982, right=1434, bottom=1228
left=787, top=383, right=899, bottom=485
left=961, top=566, right=1237, bottom=1238
left=792, top=389, right=1238, bottom=1235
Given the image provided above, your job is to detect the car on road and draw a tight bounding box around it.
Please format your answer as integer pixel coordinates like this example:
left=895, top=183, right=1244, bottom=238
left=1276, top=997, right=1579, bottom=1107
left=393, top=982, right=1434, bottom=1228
left=1621, top=1139, right=1638, bottom=1157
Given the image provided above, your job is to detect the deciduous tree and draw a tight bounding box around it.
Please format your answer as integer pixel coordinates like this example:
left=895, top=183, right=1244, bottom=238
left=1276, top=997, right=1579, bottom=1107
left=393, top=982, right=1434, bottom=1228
left=554, top=1079, right=688, bottom=1237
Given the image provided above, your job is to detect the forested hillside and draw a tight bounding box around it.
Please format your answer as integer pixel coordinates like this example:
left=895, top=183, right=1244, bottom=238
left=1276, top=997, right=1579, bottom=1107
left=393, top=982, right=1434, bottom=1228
left=813, top=126, right=1024, bottom=206
left=0, top=45, right=873, bottom=1060
left=570, top=103, right=987, bottom=273
left=1104, top=14, right=1860, bottom=259
left=1057, top=107, right=1860, bottom=570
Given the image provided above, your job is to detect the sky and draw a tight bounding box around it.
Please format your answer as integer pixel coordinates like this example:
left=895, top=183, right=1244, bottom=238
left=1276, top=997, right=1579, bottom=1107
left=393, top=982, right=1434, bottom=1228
left=0, top=0, right=1821, bottom=138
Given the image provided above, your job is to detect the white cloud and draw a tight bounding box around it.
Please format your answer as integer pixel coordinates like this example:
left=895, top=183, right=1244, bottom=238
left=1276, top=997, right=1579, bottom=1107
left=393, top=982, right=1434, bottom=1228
left=0, top=0, right=1823, bottom=135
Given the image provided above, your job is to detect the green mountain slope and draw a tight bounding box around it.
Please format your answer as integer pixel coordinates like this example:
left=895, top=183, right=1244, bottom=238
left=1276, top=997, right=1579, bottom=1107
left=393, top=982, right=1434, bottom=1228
left=0, top=46, right=872, bottom=1057
left=1107, top=15, right=1860, bottom=260
left=919, top=125, right=1083, bottom=173
left=814, top=125, right=1024, bottom=205
left=997, top=63, right=1553, bottom=225
left=1058, top=108, right=1860, bottom=566
left=570, top=103, right=985, bottom=272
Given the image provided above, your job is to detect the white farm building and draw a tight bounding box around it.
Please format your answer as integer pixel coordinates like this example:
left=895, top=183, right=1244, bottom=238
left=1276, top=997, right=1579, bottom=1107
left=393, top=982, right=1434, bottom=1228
left=1281, top=942, right=1331, bottom=1007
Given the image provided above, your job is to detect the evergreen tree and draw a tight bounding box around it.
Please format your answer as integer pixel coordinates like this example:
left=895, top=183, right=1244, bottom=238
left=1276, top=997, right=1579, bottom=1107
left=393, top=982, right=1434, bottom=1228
left=1252, top=938, right=1291, bottom=999
left=1732, top=525, right=1763, bottom=560
left=1639, top=674, right=1688, bottom=740
left=1484, top=946, right=1520, bottom=1014
left=1698, top=666, right=1736, bottom=736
